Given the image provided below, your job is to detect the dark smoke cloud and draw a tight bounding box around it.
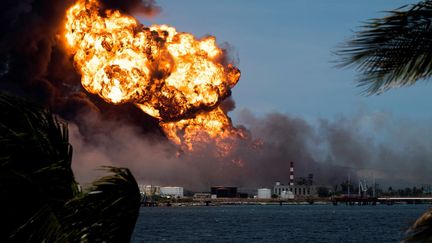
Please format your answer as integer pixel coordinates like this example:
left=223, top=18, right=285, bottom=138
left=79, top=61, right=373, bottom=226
left=0, top=0, right=163, bottom=136
left=0, top=0, right=75, bottom=103
left=313, top=111, right=432, bottom=188
left=219, top=97, right=236, bottom=113
left=233, top=110, right=353, bottom=188
left=101, top=0, right=161, bottom=16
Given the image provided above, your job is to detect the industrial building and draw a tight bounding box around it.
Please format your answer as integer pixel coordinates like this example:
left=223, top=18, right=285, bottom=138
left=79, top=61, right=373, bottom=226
left=274, top=183, right=316, bottom=198
left=160, top=186, right=184, bottom=198
left=138, top=185, right=184, bottom=198
left=139, top=185, right=161, bottom=196
left=273, top=162, right=317, bottom=198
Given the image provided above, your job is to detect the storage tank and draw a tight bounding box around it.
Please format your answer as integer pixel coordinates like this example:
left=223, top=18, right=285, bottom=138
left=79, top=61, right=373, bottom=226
left=257, top=188, right=272, bottom=199
left=281, top=190, right=294, bottom=199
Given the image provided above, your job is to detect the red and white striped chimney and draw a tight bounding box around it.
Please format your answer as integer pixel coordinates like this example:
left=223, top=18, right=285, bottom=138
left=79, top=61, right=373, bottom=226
left=289, top=161, right=294, bottom=186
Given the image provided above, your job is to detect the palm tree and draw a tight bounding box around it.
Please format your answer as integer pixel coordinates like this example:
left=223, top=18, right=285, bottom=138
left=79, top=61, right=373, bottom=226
left=337, top=0, right=432, bottom=94
left=338, top=1, right=432, bottom=241
left=0, top=92, right=141, bottom=242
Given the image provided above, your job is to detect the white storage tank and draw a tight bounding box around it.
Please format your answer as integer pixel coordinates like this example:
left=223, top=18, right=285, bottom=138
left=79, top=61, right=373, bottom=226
left=257, top=188, right=272, bottom=199
left=281, top=190, right=294, bottom=199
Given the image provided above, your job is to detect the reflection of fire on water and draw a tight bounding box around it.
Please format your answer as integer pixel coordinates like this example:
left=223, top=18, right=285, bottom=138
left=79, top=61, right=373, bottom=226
left=64, top=0, right=246, bottom=157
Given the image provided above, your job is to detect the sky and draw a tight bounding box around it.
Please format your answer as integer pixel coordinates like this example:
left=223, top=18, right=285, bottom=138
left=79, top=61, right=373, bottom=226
left=141, top=0, right=432, bottom=123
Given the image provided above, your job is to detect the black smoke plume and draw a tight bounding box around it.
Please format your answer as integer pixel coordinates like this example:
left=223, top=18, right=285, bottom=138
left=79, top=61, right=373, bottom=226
left=101, top=0, right=160, bottom=16
left=0, top=0, right=163, bottom=136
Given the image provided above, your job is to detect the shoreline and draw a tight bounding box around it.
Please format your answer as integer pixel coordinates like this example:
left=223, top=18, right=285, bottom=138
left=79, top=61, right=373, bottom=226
left=141, top=198, right=432, bottom=207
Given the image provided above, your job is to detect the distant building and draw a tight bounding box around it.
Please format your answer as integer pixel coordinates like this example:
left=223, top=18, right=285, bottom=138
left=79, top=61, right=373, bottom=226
left=139, top=185, right=160, bottom=196
left=273, top=161, right=317, bottom=198
left=160, top=186, right=184, bottom=198
left=281, top=190, right=295, bottom=199
left=211, top=186, right=237, bottom=198
left=273, top=183, right=317, bottom=198
left=257, top=188, right=272, bottom=199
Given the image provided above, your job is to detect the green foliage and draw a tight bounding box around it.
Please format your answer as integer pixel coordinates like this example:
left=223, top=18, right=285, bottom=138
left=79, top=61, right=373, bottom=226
left=337, top=0, right=432, bottom=94
left=0, top=92, right=141, bottom=242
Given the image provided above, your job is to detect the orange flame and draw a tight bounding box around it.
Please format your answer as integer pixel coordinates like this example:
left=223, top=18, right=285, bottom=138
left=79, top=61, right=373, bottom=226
left=64, top=0, right=242, bottom=155
left=161, top=107, right=246, bottom=157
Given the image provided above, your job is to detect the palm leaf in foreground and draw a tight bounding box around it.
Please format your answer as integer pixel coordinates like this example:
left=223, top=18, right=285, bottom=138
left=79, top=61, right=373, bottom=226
left=0, top=92, right=141, bottom=241
left=0, top=92, right=78, bottom=241
left=405, top=209, right=432, bottom=242
left=337, top=0, right=432, bottom=94
left=61, top=166, right=141, bottom=242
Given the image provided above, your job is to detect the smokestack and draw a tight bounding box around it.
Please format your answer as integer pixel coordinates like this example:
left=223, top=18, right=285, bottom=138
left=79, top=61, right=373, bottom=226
left=289, top=161, right=294, bottom=186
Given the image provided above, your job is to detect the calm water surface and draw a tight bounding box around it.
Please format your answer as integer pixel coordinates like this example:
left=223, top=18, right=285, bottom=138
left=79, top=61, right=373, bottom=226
left=132, top=204, right=429, bottom=242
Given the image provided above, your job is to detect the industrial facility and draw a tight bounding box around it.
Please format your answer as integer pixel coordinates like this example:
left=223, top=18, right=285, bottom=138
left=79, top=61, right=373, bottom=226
left=138, top=185, right=184, bottom=198
left=160, top=187, right=184, bottom=198
left=273, top=162, right=317, bottom=198
left=139, top=161, right=319, bottom=203
left=139, top=185, right=160, bottom=196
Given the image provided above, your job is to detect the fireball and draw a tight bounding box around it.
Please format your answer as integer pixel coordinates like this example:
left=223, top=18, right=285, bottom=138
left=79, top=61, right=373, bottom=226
left=64, top=0, right=243, bottom=154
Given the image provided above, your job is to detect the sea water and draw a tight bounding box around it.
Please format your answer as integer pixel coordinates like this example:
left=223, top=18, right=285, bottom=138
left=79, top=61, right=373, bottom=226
left=132, top=204, right=429, bottom=242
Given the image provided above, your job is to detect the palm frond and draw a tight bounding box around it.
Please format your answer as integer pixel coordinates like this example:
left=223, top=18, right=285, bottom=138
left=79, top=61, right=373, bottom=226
left=60, top=166, right=141, bottom=242
left=0, top=92, right=79, bottom=240
left=337, top=0, right=432, bottom=94
left=9, top=205, right=62, bottom=243
left=0, top=92, right=141, bottom=241
left=405, top=208, right=432, bottom=242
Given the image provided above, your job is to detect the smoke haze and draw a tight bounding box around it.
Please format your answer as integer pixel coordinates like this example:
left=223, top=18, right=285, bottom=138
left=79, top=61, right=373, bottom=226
left=70, top=106, right=432, bottom=190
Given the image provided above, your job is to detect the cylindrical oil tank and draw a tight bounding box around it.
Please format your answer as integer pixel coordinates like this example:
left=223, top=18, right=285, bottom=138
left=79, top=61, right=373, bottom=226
left=257, top=188, right=272, bottom=199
